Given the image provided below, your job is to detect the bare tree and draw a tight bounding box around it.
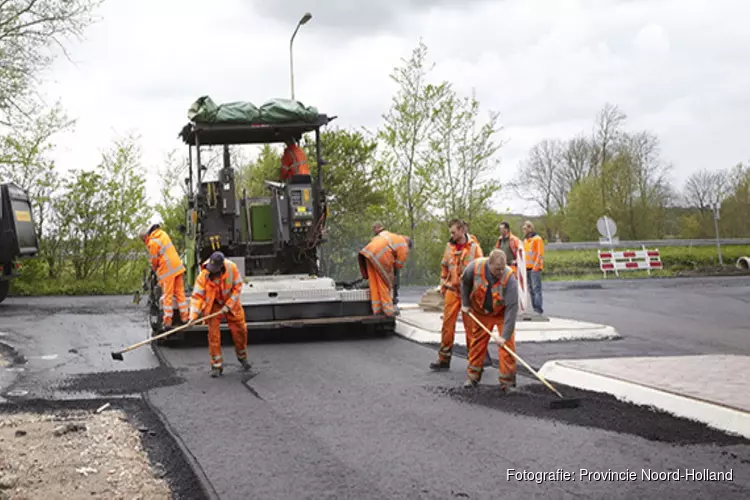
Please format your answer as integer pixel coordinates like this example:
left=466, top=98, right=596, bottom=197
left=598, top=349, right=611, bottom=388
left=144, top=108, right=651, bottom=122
left=590, top=103, right=627, bottom=207
left=683, top=168, right=730, bottom=211
left=512, top=138, right=565, bottom=217
left=555, top=134, right=594, bottom=213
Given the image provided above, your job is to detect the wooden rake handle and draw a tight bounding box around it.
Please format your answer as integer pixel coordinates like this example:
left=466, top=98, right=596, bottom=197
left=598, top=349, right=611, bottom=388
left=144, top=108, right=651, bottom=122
left=117, top=309, right=225, bottom=355
left=467, top=310, right=565, bottom=399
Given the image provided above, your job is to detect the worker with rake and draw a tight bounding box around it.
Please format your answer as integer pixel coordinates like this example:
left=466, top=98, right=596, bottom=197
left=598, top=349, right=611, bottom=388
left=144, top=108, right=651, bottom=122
left=189, top=251, right=252, bottom=378
left=461, top=249, right=520, bottom=392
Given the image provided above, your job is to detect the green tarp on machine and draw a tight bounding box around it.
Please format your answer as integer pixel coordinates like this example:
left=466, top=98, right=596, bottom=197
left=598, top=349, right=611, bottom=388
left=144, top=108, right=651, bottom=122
left=188, top=96, right=319, bottom=125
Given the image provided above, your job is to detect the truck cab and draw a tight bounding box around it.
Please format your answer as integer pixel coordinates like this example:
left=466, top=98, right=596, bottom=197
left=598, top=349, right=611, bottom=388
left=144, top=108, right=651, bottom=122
left=0, top=182, right=39, bottom=303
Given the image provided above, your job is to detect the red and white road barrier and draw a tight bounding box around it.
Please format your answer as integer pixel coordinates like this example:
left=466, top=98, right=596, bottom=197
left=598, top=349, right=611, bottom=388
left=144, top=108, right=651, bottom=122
left=598, top=246, right=663, bottom=277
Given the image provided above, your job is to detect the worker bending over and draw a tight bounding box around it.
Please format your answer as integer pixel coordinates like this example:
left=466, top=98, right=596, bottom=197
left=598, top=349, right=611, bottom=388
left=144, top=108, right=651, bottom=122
left=139, top=223, right=188, bottom=328
left=430, top=219, right=483, bottom=371
left=495, top=221, right=521, bottom=275
left=460, top=249, right=519, bottom=392
left=189, top=251, right=251, bottom=378
left=358, top=223, right=412, bottom=317
left=280, top=137, right=310, bottom=181
left=522, top=220, right=545, bottom=315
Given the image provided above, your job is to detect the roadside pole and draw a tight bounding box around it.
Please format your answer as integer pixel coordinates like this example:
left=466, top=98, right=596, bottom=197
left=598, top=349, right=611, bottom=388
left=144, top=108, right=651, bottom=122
left=713, top=202, right=723, bottom=266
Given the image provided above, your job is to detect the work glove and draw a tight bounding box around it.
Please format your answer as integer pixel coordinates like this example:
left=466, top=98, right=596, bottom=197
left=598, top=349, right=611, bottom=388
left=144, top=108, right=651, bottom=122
left=221, top=305, right=230, bottom=314
left=461, top=306, right=470, bottom=314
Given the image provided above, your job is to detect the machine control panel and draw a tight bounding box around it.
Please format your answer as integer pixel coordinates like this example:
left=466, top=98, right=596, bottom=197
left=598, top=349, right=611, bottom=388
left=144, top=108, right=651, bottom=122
left=289, top=187, right=313, bottom=233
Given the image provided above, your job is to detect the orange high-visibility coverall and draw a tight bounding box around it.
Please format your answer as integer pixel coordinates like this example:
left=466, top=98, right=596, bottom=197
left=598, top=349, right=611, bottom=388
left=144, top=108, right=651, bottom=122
left=523, top=233, right=544, bottom=272
left=437, top=234, right=483, bottom=363
left=495, top=233, right=522, bottom=275
left=189, top=259, right=248, bottom=369
left=358, top=230, right=410, bottom=317
left=145, top=228, right=188, bottom=326
left=280, top=144, right=310, bottom=181
left=463, top=258, right=519, bottom=389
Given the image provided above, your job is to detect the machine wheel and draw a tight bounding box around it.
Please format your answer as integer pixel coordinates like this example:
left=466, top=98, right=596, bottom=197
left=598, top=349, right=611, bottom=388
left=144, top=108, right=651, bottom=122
left=147, top=283, right=170, bottom=345
left=0, top=280, right=9, bottom=304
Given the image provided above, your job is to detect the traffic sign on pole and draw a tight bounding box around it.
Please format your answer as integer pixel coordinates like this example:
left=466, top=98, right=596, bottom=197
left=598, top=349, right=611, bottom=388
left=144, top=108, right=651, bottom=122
left=597, top=216, right=618, bottom=247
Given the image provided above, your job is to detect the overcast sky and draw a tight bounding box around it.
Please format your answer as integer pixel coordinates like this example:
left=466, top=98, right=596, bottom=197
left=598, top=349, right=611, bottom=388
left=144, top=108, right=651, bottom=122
left=38, top=0, right=750, bottom=216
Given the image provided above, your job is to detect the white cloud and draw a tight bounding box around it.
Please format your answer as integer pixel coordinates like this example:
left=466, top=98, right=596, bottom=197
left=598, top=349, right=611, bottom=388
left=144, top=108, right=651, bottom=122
left=37, top=0, right=750, bottom=218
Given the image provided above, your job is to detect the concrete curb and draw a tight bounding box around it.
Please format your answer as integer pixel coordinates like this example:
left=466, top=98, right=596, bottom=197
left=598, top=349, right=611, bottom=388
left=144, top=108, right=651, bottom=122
left=538, top=360, right=750, bottom=440
left=394, top=308, right=620, bottom=345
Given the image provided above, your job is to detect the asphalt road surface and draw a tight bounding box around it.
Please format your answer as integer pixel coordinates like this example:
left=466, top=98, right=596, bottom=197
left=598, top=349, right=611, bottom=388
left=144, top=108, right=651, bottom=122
left=1, top=276, right=749, bottom=499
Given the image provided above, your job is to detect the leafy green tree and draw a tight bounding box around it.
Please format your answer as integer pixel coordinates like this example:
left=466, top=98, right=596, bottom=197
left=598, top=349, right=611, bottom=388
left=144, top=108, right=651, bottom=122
left=235, top=144, right=282, bottom=198
left=429, top=89, right=503, bottom=223
left=0, top=0, right=103, bottom=123
left=98, top=134, right=152, bottom=282
left=0, top=102, right=74, bottom=277
left=378, top=39, right=450, bottom=240
left=302, top=127, right=386, bottom=279
left=563, top=176, right=603, bottom=241
left=721, top=162, right=750, bottom=238
left=155, top=149, right=189, bottom=252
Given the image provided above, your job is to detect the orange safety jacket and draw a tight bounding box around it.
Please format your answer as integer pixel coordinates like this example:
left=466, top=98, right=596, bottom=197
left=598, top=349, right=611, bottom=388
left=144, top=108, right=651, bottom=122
left=469, top=257, right=515, bottom=316
left=189, top=259, right=244, bottom=321
left=495, top=233, right=521, bottom=267
left=358, top=230, right=410, bottom=287
left=281, top=144, right=310, bottom=180
left=523, top=233, right=544, bottom=271
left=441, top=234, right=482, bottom=292
left=145, top=228, right=185, bottom=284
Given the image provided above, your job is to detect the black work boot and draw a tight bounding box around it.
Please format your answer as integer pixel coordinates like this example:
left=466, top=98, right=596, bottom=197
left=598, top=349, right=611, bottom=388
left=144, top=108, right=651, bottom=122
left=210, top=366, right=223, bottom=378
left=429, top=360, right=450, bottom=371
left=239, top=358, right=252, bottom=371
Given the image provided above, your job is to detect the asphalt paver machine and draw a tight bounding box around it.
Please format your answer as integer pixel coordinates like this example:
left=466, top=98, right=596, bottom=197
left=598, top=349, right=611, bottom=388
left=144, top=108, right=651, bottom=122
left=144, top=97, right=394, bottom=340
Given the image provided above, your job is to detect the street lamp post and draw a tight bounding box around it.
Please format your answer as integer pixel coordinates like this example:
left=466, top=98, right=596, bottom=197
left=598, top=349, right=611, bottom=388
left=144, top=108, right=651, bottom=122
left=289, top=12, right=312, bottom=100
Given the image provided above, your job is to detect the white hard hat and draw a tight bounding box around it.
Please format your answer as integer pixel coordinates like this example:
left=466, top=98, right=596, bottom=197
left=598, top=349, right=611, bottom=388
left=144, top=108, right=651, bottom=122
left=138, top=224, right=155, bottom=240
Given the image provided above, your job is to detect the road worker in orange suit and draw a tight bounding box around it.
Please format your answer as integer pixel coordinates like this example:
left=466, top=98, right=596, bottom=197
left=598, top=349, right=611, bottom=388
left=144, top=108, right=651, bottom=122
left=522, top=220, right=545, bottom=315
left=358, top=223, right=412, bottom=317
left=495, top=221, right=522, bottom=275
left=280, top=136, right=310, bottom=181
left=188, top=251, right=251, bottom=378
left=139, top=223, right=188, bottom=329
left=429, top=219, right=483, bottom=371
left=460, top=249, right=519, bottom=392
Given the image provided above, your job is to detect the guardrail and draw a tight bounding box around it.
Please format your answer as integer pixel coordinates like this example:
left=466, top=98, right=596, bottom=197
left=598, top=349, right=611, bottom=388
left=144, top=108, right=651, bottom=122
left=546, top=239, right=750, bottom=251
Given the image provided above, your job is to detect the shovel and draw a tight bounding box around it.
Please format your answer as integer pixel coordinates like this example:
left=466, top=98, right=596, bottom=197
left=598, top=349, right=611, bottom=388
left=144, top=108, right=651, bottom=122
left=467, top=310, right=580, bottom=409
left=111, top=310, right=224, bottom=361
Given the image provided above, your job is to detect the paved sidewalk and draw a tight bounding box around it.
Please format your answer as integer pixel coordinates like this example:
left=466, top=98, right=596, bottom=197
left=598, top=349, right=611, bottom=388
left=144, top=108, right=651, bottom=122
left=539, top=355, right=750, bottom=439
left=396, top=304, right=620, bottom=344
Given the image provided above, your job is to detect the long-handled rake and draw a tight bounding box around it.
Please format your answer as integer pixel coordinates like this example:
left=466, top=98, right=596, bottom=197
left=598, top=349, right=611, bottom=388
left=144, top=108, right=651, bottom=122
left=111, top=310, right=224, bottom=361
left=467, top=310, right=580, bottom=409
